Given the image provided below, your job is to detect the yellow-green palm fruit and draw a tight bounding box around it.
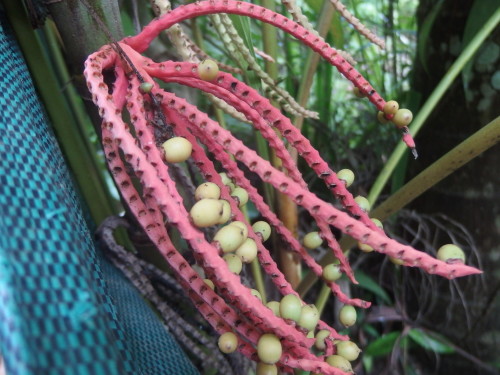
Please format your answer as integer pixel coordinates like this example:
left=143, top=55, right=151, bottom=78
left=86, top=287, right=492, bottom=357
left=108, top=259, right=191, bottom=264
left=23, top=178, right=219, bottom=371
left=223, top=254, right=243, bottom=274
left=377, top=111, right=389, bottom=124
left=252, top=221, right=272, bottom=241
left=358, top=218, right=384, bottom=252
left=266, top=301, right=281, bottom=317
left=219, top=172, right=232, bottom=185
left=339, top=305, right=357, bottom=327
left=195, top=182, right=221, bottom=200
left=256, top=362, right=278, bottom=375
left=162, top=137, right=192, bottom=163
left=235, top=238, right=258, bottom=263
left=203, top=279, right=215, bottom=290
left=257, top=334, right=282, bottom=364
left=218, top=332, right=238, bottom=353
left=217, top=200, right=231, bottom=224
left=314, top=329, right=330, bottom=351
left=231, top=187, right=249, bottom=207
left=354, top=196, right=370, bottom=212
left=250, top=288, right=262, bottom=301
left=190, top=199, right=224, bottom=227
left=198, top=59, right=219, bottom=81
left=336, top=340, right=361, bottom=361
left=337, top=169, right=355, bottom=188
left=322, top=263, right=342, bottom=282
left=383, top=100, right=399, bottom=115
left=325, top=355, right=353, bottom=372
left=214, top=225, right=247, bottom=253
left=393, top=108, right=413, bottom=128
left=279, top=294, right=302, bottom=322
left=229, top=221, right=249, bottom=238
left=298, top=304, right=320, bottom=331
left=303, top=231, right=323, bottom=249
left=437, top=244, right=465, bottom=263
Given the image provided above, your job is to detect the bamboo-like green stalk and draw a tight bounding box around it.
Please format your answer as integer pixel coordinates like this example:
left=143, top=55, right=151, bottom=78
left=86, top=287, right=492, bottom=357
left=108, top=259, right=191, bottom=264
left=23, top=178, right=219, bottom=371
left=300, top=115, right=500, bottom=299
left=367, top=6, right=500, bottom=205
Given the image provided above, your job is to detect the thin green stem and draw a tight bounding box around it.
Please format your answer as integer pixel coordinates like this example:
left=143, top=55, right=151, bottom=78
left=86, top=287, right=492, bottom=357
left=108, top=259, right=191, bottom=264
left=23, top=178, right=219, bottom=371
left=367, top=7, right=500, bottom=205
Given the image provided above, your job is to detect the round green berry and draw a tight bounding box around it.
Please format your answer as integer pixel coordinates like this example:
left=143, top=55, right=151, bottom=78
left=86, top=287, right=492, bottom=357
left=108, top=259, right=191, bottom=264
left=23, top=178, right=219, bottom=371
left=266, top=301, right=281, bottom=317
left=354, top=195, right=370, bottom=212
left=353, top=87, right=365, bottom=98
left=229, top=221, right=248, bottom=238
left=279, top=294, right=302, bottom=322
left=195, top=182, right=221, bottom=200
left=256, top=362, right=278, bottom=375
left=298, top=304, right=320, bottom=331
left=219, top=172, right=232, bottom=185
left=339, top=305, right=357, bottom=327
left=437, top=244, right=465, bottom=263
left=223, top=254, right=243, bottom=274
left=231, top=187, right=249, bottom=207
left=198, top=59, right=219, bottom=81
left=303, top=231, right=323, bottom=249
left=383, top=100, right=399, bottom=115
left=218, top=331, right=238, bottom=353
left=203, top=278, right=215, bottom=290
left=214, top=225, right=247, bottom=253
left=217, top=200, right=231, bottom=224
left=393, top=108, right=413, bottom=128
left=250, top=288, right=262, bottom=301
left=337, top=169, right=355, bottom=188
left=139, top=81, right=154, bottom=93
left=315, top=329, right=330, bottom=351
left=377, top=111, right=389, bottom=124
left=257, top=334, right=282, bottom=364
left=162, top=137, right=192, bottom=163
left=252, top=221, right=272, bottom=241
left=190, top=199, right=224, bottom=227
left=325, top=355, right=353, bottom=372
left=235, top=238, right=258, bottom=263
left=322, top=264, right=342, bottom=282
left=336, top=340, right=361, bottom=361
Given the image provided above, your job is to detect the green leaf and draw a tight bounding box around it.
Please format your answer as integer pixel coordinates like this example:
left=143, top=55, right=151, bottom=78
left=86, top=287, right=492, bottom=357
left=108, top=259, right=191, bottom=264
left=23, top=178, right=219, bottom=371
left=364, top=331, right=401, bottom=356
left=354, top=270, right=392, bottom=304
left=408, top=328, right=455, bottom=354
left=417, top=0, right=445, bottom=74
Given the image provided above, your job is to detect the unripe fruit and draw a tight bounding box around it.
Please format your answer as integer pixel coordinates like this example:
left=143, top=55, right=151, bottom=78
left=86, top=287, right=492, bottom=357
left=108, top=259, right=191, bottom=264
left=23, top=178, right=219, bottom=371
left=195, top=182, right=221, bottom=200
left=223, top=254, right=243, bottom=274
left=326, top=355, right=353, bottom=372
left=371, top=218, right=384, bottom=229
left=437, top=244, right=465, bottom=263
left=231, top=187, right=249, bottom=207
left=383, top=100, right=399, bottom=115
left=162, top=137, right=192, bottom=163
left=250, top=288, right=262, bottom=301
left=219, top=172, right=232, bottom=185
left=279, top=294, right=302, bottom=322
left=393, top=108, right=413, bottom=128
left=377, top=111, right=389, bottom=124
left=389, top=256, right=405, bottom=265
left=315, top=329, right=330, bottom=351
left=190, top=199, right=224, bottom=227
left=256, top=362, right=278, bottom=375
left=139, top=81, right=154, bottom=93
left=214, top=225, right=246, bottom=253
left=218, top=332, right=238, bottom=353
left=235, top=238, right=258, bottom=263
left=198, top=59, right=219, bottom=81
left=322, top=263, right=342, bottom=282
left=257, top=334, right=282, bottom=364
left=298, top=304, right=320, bottom=331
left=303, top=231, right=323, bottom=249
left=353, top=87, right=366, bottom=98
left=336, top=340, right=361, bottom=361
left=358, top=218, right=384, bottom=252
left=339, top=305, right=357, bottom=327
left=203, top=278, right=215, bottom=290
left=252, top=221, right=272, bottom=241
left=229, top=221, right=248, bottom=239
left=266, top=301, right=281, bottom=317
left=218, top=200, right=231, bottom=224
left=337, top=169, right=355, bottom=188
left=226, top=182, right=236, bottom=192
left=354, top=195, right=370, bottom=212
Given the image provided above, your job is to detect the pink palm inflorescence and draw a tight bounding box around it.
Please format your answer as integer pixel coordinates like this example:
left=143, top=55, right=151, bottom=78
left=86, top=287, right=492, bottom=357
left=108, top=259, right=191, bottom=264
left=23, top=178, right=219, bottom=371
left=84, top=1, right=481, bottom=373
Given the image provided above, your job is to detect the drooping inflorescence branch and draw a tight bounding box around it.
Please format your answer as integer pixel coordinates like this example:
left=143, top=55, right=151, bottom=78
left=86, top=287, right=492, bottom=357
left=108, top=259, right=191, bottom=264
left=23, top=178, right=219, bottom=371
left=84, top=1, right=481, bottom=373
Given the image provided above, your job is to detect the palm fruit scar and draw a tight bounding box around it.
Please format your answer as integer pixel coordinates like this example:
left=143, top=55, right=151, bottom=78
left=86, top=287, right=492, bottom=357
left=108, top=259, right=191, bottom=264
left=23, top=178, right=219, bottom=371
left=84, top=1, right=481, bottom=373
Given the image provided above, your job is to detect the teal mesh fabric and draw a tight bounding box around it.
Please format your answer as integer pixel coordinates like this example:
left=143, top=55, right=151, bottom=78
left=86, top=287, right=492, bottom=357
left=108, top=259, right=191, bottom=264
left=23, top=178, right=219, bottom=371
left=0, top=11, right=198, bottom=375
